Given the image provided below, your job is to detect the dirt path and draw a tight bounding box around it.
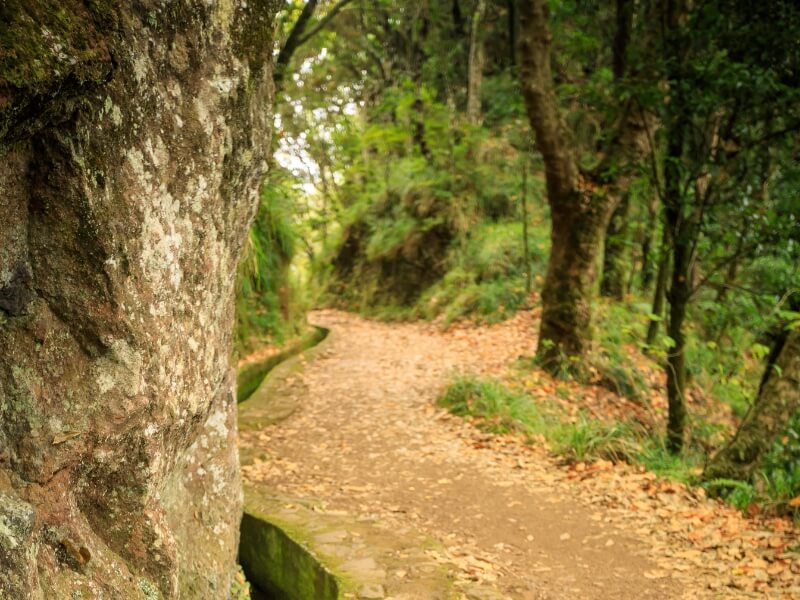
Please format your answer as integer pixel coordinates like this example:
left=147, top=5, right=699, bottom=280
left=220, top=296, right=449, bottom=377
left=239, top=311, right=798, bottom=599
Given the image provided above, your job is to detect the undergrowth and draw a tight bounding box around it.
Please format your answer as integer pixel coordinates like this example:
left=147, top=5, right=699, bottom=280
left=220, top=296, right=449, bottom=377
left=236, top=171, right=305, bottom=355
left=437, top=375, right=799, bottom=521
left=706, top=412, right=800, bottom=516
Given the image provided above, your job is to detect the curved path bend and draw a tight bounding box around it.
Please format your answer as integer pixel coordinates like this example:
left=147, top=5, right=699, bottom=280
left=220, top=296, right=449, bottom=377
left=238, top=310, right=779, bottom=600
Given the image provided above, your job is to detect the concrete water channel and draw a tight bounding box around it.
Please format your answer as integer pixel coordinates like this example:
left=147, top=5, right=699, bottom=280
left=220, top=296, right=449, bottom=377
left=238, top=326, right=340, bottom=599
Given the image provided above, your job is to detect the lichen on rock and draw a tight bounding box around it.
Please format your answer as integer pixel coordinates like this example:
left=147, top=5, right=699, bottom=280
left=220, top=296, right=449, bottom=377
left=0, top=1, right=279, bottom=597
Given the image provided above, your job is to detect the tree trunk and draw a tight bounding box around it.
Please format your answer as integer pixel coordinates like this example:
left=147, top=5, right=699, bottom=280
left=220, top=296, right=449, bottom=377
left=522, top=161, right=532, bottom=294
left=467, top=0, right=487, bottom=124
left=705, top=329, right=800, bottom=480
left=665, top=226, right=691, bottom=452
left=507, top=0, right=518, bottom=67
left=0, top=2, right=277, bottom=598
left=645, top=227, right=670, bottom=348
left=452, top=0, right=466, bottom=36
left=597, top=0, right=653, bottom=300
left=661, top=0, right=691, bottom=453
left=613, top=0, right=633, bottom=80
left=600, top=190, right=632, bottom=299
left=518, top=0, right=613, bottom=374
left=640, top=195, right=659, bottom=289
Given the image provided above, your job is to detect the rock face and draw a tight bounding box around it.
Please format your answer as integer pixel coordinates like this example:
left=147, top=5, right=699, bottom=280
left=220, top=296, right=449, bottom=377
left=0, top=1, right=278, bottom=597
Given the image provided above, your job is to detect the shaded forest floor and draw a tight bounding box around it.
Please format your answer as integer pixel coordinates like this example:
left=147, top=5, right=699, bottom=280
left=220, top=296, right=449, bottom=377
left=239, top=310, right=800, bottom=599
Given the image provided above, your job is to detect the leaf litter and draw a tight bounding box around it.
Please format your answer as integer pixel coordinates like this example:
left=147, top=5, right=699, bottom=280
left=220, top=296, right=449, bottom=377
left=240, top=310, right=799, bottom=599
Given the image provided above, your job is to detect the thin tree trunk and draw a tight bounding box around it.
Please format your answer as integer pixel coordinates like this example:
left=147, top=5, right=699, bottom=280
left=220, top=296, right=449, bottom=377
left=522, top=161, right=532, bottom=294
left=640, top=195, right=659, bottom=289
left=411, top=4, right=432, bottom=160
left=711, top=240, right=744, bottom=343
left=507, top=0, right=517, bottom=67
left=705, top=328, right=800, bottom=480
left=452, top=0, right=466, bottom=36
left=662, top=0, right=691, bottom=453
left=467, top=0, right=487, bottom=124
left=665, top=223, right=691, bottom=452
left=597, top=0, right=647, bottom=299
left=295, top=0, right=354, bottom=47
left=715, top=248, right=741, bottom=304
left=645, top=227, right=670, bottom=348
left=274, top=0, right=353, bottom=90
left=600, top=190, right=632, bottom=299
left=613, top=0, right=633, bottom=80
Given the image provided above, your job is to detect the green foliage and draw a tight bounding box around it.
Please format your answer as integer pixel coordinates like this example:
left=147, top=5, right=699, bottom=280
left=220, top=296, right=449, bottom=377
left=317, top=76, right=549, bottom=323
left=704, top=479, right=758, bottom=512
left=593, top=301, right=650, bottom=399
left=554, top=415, right=643, bottom=463
left=438, top=376, right=707, bottom=484
left=235, top=170, right=304, bottom=354
left=705, top=414, right=800, bottom=519
left=417, top=219, right=548, bottom=324
left=753, top=413, right=800, bottom=516
left=437, top=377, right=554, bottom=436
left=262, top=0, right=800, bottom=523
left=230, top=565, right=252, bottom=600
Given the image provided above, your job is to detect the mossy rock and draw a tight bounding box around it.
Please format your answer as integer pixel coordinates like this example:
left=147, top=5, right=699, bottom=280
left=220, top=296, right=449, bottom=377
left=239, top=513, right=339, bottom=600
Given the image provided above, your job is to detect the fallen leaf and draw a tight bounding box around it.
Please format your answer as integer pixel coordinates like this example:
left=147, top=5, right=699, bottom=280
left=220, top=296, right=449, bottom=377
left=643, top=570, right=668, bottom=579
left=52, top=431, right=81, bottom=445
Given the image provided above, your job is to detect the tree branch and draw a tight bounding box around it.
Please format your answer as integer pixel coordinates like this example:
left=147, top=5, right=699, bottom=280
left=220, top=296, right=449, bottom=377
left=297, top=0, right=355, bottom=46
left=274, top=1, right=320, bottom=89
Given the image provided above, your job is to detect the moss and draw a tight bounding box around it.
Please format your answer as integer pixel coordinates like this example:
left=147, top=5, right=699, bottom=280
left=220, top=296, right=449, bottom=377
left=238, top=514, right=338, bottom=600
left=235, top=0, right=281, bottom=78
left=0, top=0, right=114, bottom=89
left=0, top=0, right=116, bottom=148
left=237, top=326, right=328, bottom=403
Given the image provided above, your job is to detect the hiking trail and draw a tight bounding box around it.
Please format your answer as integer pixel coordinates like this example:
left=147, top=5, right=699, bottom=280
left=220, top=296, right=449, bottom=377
left=239, top=310, right=799, bottom=600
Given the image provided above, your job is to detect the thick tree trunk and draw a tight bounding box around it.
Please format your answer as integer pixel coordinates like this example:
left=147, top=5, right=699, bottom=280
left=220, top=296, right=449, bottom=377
left=0, top=2, right=277, bottom=598
left=705, top=329, right=800, bottom=480
left=518, top=0, right=613, bottom=374
left=467, top=0, right=487, bottom=124
left=518, top=0, right=613, bottom=373
left=540, top=198, right=611, bottom=372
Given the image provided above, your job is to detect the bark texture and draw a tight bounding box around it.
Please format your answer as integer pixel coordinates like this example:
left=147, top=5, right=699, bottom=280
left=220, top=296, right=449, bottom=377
left=705, top=329, right=800, bottom=480
left=466, top=0, right=486, bottom=125
left=661, top=0, right=691, bottom=452
left=645, top=228, right=670, bottom=348
left=600, top=191, right=631, bottom=299
left=0, top=1, right=278, bottom=598
left=518, top=0, right=614, bottom=373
